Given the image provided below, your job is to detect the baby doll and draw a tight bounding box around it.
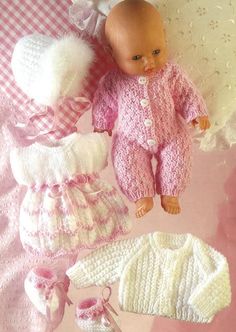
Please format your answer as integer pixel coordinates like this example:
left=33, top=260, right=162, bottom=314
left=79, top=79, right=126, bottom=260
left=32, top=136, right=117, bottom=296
left=92, top=0, right=210, bottom=217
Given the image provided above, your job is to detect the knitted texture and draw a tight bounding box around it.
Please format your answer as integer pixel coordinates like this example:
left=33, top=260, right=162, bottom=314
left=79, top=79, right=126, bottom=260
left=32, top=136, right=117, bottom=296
left=112, top=131, right=192, bottom=200
left=67, top=232, right=231, bottom=324
left=6, top=96, right=90, bottom=144
left=10, top=33, right=94, bottom=142
left=11, top=34, right=53, bottom=103
left=11, top=33, right=94, bottom=107
left=24, top=266, right=71, bottom=331
left=92, top=62, right=207, bottom=199
left=76, top=298, right=115, bottom=332
left=0, top=1, right=110, bottom=330
left=10, top=132, right=132, bottom=257
left=0, top=97, right=75, bottom=332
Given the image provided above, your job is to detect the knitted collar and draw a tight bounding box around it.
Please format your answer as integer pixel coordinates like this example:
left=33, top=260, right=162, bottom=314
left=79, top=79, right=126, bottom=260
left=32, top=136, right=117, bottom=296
left=149, top=232, right=192, bottom=256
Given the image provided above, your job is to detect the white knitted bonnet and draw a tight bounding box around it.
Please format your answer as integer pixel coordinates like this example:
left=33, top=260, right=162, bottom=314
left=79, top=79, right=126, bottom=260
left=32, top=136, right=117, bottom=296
left=11, top=33, right=94, bottom=106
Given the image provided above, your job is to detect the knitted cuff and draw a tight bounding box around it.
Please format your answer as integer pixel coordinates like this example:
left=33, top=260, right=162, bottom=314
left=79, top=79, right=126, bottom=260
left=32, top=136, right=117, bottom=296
left=66, top=263, right=89, bottom=288
left=188, top=285, right=217, bottom=320
left=156, top=188, right=181, bottom=197
left=92, top=117, right=114, bottom=132
left=127, top=188, right=155, bottom=202
left=185, top=105, right=208, bottom=124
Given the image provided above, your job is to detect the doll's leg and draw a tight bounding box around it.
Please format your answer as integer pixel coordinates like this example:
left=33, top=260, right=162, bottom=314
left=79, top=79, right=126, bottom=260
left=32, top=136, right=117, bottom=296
left=112, top=133, right=155, bottom=218
left=155, top=132, right=192, bottom=214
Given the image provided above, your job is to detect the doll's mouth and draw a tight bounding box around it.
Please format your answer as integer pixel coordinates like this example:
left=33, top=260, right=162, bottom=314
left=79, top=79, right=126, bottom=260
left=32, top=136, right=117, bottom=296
left=144, top=68, right=155, bottom=75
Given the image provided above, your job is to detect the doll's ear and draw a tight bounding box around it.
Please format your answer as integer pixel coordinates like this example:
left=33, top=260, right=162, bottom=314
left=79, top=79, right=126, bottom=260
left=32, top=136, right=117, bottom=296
left=104, top=44, right=116, bottom=62
left=105, top=44, right=113, bottom=56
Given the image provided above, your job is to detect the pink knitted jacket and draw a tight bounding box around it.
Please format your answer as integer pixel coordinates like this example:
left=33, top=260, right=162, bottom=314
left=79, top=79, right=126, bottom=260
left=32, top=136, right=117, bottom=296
left=92, top=62, right=208, bottom=149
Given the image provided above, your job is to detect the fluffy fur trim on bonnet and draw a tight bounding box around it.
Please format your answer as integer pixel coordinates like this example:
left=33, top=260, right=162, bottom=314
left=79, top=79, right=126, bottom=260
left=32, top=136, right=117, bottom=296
left=12, top=34, right=94, bottom=106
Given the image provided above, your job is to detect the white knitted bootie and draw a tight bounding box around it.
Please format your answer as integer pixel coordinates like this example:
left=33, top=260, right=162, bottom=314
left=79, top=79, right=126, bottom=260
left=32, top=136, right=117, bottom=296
left=75, top=288, right=121, bottom=332
left=76, top=297, right=115, bottom=332
left=24, top=266, right=72, bottom=331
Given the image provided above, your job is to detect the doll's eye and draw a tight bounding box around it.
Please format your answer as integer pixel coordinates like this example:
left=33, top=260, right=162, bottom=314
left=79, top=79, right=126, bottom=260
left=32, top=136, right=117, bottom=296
left=153, top=49, right=161, bottom=56
left=132, top=55, right=142, bottom=61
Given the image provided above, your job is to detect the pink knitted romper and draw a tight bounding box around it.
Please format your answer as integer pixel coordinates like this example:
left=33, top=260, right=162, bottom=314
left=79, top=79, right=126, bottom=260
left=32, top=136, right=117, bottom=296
left=92, top=62, right=208, bottom=201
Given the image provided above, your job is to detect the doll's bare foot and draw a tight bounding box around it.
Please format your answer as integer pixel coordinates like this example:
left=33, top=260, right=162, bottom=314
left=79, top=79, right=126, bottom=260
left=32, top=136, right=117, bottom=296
left=135, top=197, right=154, bottom=218
left=161, top=195, right=181, bottom=215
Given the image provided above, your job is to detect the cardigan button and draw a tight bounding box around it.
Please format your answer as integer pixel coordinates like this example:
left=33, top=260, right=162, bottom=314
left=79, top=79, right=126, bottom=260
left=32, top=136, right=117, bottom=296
left=147, top=139, right=156, bottom=146
left=138, top=76, right=147, bottom=84
left=144, top=119, right=153, bottom=127
left=140, top=99, right=149, bottom=107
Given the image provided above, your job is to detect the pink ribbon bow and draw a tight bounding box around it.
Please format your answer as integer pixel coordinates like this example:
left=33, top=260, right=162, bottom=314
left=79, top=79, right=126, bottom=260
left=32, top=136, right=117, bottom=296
left=101, top=286, right=122, bottom=332
left=44, top=173, right=99, bottom=198
left=8, top=95, right=91, bottom=144
left=52, top=95, right=91, bottom=131
left=45, top=281, right=73, bottom=322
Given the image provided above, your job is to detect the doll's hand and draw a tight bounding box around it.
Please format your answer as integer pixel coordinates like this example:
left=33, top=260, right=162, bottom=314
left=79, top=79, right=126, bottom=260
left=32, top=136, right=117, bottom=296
left=192, top=116, right=211, bottom=131
left=94, top=128, right=112, bottom=136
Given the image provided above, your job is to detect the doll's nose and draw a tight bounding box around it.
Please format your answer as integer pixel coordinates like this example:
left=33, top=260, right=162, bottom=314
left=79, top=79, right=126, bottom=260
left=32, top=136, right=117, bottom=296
left=142, top=56, right=155, bottom=68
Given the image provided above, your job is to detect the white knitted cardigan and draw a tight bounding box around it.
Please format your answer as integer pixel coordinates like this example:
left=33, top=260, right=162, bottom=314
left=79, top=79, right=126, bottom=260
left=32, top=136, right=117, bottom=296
left=67, top=232, right=231, bottom=323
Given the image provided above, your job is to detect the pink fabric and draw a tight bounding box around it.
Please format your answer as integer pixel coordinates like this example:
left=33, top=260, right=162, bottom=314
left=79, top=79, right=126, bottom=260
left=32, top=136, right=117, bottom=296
left=28, top=268, right=57, bottom=288
left=0, top=1, right=112, bottom=331
left=23, top=227, right=131, bottom=258
left=0, top=125, right=74, bottom=331
left=10, top=134, right=131, bottom=257
left=93, top=62, right=207, bottom=147
left=27, top=267, right=70, bottom=292
left=0, top=0, right=112, bottom=146
left=22, top=187, right=119, bottom=216
left=13, top=96, right=92, bottom=142
left=93, top=62, right=207, bottom=198
left=30, top=172, right=99, bottom=193
left=76, top=298, right=105, bottom=319
left=76, top=289, right=121, bottom=332
left=0, top=0, right=111, bottom=105
left=25, top=267, right=72, bottom=331
left=112, top=131, right=192, bottom=200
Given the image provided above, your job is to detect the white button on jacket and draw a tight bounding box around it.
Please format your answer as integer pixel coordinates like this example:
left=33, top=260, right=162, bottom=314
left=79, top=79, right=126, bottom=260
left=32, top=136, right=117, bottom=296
left=138, top=76, right=147, bottom=85
left=144, top=119, right=153, bottom=127
left=147, top=139, right=156, bottom=146
left=140, top=99, right=149, bottom=107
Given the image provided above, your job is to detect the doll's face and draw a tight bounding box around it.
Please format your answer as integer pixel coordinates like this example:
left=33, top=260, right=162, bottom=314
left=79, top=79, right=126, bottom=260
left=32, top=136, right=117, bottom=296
left=105, top=0, right=168, bottom=76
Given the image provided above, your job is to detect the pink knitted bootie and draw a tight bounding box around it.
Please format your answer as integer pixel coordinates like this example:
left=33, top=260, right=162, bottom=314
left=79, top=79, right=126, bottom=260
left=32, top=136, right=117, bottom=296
left=24, top=266, right=72, bottom=331
left=75, top=287, right=121, bottom=332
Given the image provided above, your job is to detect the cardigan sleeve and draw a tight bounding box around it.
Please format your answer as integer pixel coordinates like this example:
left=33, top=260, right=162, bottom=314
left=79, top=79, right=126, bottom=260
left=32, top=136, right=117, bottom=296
left=188, top=239, right=231, bottom=320
left=66, top=237, right=142, bottom=288
left=92, top=71, right=118, bottom=131
left=169, top=63, right=208, bottom=123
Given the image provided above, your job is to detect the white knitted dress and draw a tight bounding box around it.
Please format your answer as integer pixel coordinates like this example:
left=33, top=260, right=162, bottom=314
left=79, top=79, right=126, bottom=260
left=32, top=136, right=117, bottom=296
left=67, top=232, right=231, bottom=323
left=10, top=132, right=132, bottom=257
